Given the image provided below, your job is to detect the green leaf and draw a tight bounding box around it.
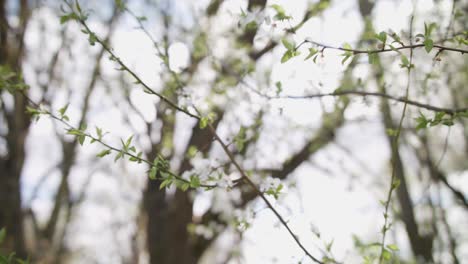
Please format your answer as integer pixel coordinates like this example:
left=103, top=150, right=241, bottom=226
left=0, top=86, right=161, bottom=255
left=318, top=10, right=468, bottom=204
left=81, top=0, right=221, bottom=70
left=26, top=106, right=41, bottom=116
left=416, top=113, right=428, bottom=130
left=95, top=126, right=103, bottom=140
left=382, top=249, right=392, bottom=260
left=270, top=4, right=291, bottom=20
left=270, top=4, right=286, bottom=15
left=96, top=149, right=111, bottom=158
left=424, top=38, right=433, bottom=53
left=275, top=81, right=282, bottom=95
left=88, top=33, right=97, bottom=46
left=304, top=48, right=318, bottom=61
left=341, top=54, right=352, bottom=64
left=400, top=54, right=411, bottom=68
left=342, top=43, right=352, bottom=50
left=190, top=175, right=201, bottom=188
left=78, top=135, right=85, bottom=146
left=187, top=145, right=198, bottom=158
left=58, top=104, right=69, bottom=118
left=387, top=244, right=399, bottom=251
left=60, top=15, right=70, bottom=24
left=424, top=22, right=437, bottom=38
left=199, top=117, right=209, bottom=129
left=75, top=0, right=82, bottom=13
left=375, top=31, right=387, bottom=43
left=180, top=182, right=190, bottom=192
left=160, top=178, right=172, bottom=189
left=114, top=152, right=123, bottom=162
left=281, top=38, right=295, bottom=51
left=401, top=54, right=409, bottom=65
left=281, top=50, right=300, bottom=63
left=67, top=129, right=82, bottom=136
left=281, top=50, right=292, bottom=63
left=124, top=135, right=133, bottom=149
left=149, top=167, right=157, bottom=180
left=389, top=32, right=403, bottom=45
left=340, top=43, right=353, bottom=64
left=199, top=112, right=216, bottom=129
left=60, top=13, right=78, bottom=24
left=129, top=152, right=143, bottom=163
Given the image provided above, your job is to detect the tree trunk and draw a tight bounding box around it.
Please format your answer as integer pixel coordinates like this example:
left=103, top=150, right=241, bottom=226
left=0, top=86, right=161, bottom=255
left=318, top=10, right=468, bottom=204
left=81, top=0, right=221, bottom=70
left=0, top=0, right=30, bottom=258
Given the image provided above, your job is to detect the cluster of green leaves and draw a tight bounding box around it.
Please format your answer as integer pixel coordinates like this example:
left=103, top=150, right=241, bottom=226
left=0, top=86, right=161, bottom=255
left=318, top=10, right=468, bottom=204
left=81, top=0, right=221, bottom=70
left=64, top=118, right=204, bottom=191
left=304, top=48, right=320, bottom=63
left=270, top=4, right=292, bottom=21
left=199, top=112, right=216, bottom=129
left=340, top=43, right=353, bottom=64
left=60, top=1, right=100, bottom=47
left=308, top=0, right=330, bottom=16
left=0, top=228, right=29, bottom=264
left=264, top=183, right=284, bottom=199
left=368, top=31, right=388, bottom=64
left=25, top=105, right=47, bottom=122
left=281, top=38, right=301, bottom=63
left=55, top=104, right=69, bottom=122
left=353, top=235, right=399, bottom=264
left=51, top=105, right=206, bottom=191
left=114, top=135, right=138, bottom=162
left=151, top=155, right=206, bottom=191
left=66, top=123, right=88, bottom=146
left=59, top=1, right=87, bottom=24
left=0, top=66, right=28, bottom=94
left=416, top=111, right=468, bottom=130
left=453, top=31, right=468, bottom=46
left=373, top=30, right=413, bottom=69
left=398, top=53, right=412, bottom=69
left=57, top=1, right=217, bottom=193
left=149, top=155, right=169, bottom=180
left=416, top=22, right=437, bottom=53
left=232, top=216, right=251, bottom=231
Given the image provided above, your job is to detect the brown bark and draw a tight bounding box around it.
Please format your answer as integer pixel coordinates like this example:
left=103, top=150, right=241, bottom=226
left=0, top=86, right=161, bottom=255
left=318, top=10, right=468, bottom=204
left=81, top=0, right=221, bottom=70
left=380, top=88, right=434, bottom=262
left=144, top=110, right=223, bottom=264
left=0, top=0, right=30, bottom=258
left=356, top=0, right=434, bottom=260
left=142, top=1, right=330, bottom=262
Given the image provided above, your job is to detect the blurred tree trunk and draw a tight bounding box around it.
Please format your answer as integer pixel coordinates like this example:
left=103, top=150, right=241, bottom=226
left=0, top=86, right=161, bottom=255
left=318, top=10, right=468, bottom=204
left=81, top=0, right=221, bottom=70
left=357, top=0, right=434, bottom=261
left=0, top=0, right=30, bottom=258
left=141, top=1, right=336, bottom=263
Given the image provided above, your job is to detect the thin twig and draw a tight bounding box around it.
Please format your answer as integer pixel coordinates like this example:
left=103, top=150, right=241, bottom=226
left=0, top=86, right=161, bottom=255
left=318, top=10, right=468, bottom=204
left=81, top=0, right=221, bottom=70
left=300, top=39, right=468, bottom=55
left=208, top=124, right=325, bottom=264
left=272, top=90, right=467, bottom=115
left=378, top=15, right=415, bottom=264
left=21, top=92, right=216, bottom=189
